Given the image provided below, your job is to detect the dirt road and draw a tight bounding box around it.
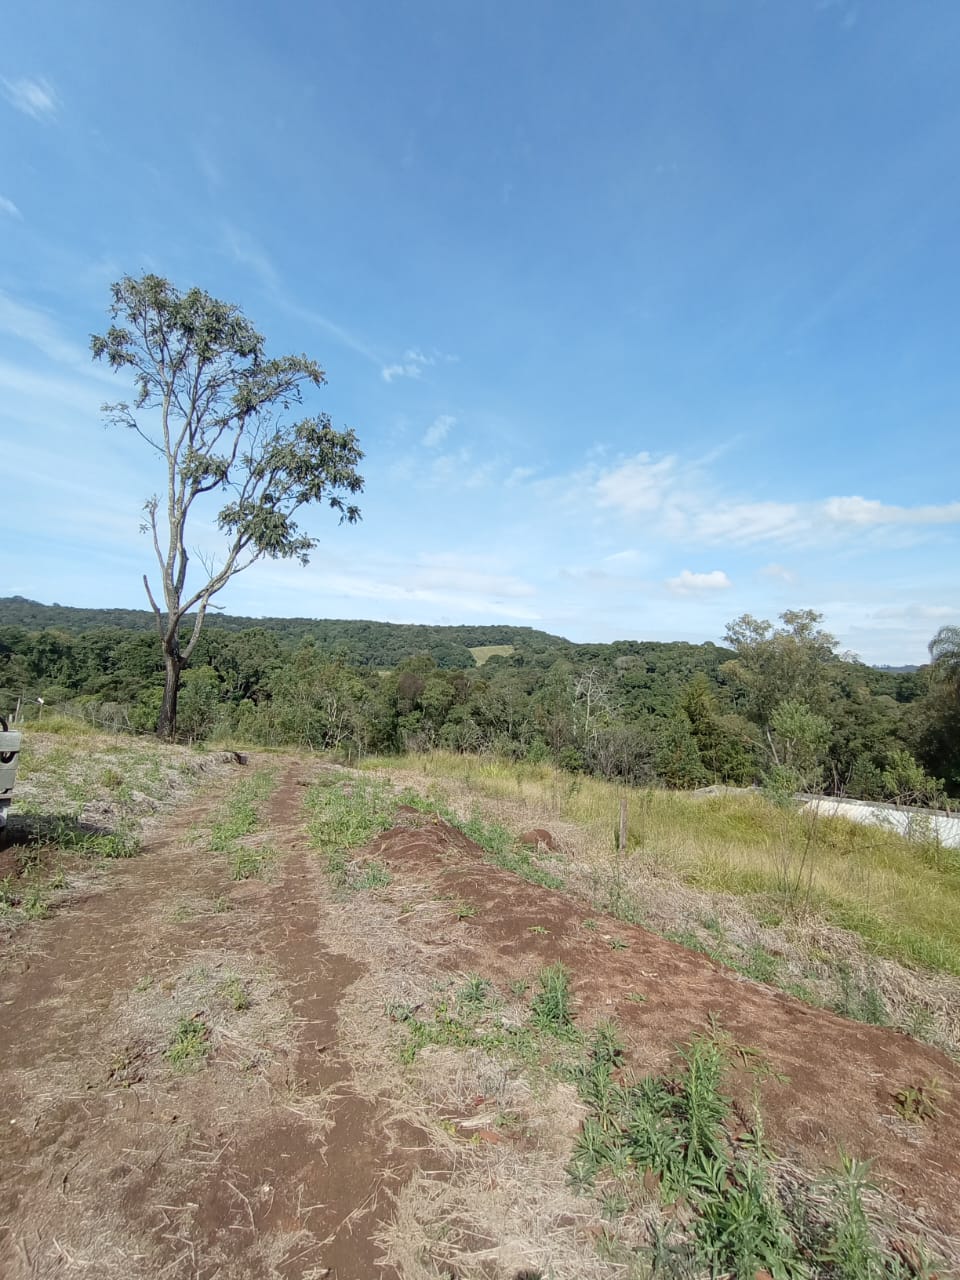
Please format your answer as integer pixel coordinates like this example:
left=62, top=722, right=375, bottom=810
left=1, top=758, right=958, bottom=1278
left=0, top=762, right=425, bottom=1279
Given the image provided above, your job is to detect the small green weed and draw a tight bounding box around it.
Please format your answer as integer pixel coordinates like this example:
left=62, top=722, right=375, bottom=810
left=833, top=963, right=889, bottom=1026
left=394, top=965, right=584, bottom=1070
left=892, top=1079, right=945, bottom=1123
left=567, top=1025, right=932, bottom=1277
left=218, top=975, right=252, bottom=1012
left=457, top=975, right=493, bottom=1010
left=230, top=844, right=275, bottom=881
left=164, top=1016, right=211, bottom=1071
left=530, top=963, right=577, bottom=1037
left=0, top=877, right=49, bottom=919
left=738, top=945, right=780, bottom=985
left=354, top=860, right=392, bottom=889
left=208, top=769, right=276, bottom=852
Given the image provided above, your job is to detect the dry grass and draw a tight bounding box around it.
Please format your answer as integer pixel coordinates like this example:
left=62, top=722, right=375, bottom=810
left=13, top=728, right=240, bottom=841
left=364, top=752, right=960, bottom=968
left=361, top=753, right=960, bottom=1056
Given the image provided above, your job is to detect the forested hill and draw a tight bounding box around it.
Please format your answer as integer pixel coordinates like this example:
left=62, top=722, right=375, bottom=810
left=3, top=596, right=955, bottom=799
left=0, top=597, right=567, bottom=669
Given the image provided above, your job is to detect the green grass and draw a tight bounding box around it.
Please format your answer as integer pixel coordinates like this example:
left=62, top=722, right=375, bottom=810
left=391, top=960, right=941, bottom=1275
left=217, top=974, right=252, bottom=1011
left=208, top=769, right=276, bottom=851
left=392, top=965, right=584, bottom=1069
left=304, top=775, right=564, bottom=894
left=530, top=962, right=578, bottom=1037
left=229, top=843, right=276, bottom=881
left=0, top=877, right=50, bottom=920
left=164, top=1015, right=211, bottom=1071
left=469, top=644, right=515, bottom=666
left=365, top=752, right=960, bottom=976
left=569, top=1025, right=937, bottom=1278
left=203, top=768, right=278, bottom=880
left=305, top=776, right=399, bottom=889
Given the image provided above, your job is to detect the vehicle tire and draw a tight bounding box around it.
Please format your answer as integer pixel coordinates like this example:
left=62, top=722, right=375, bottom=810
left=0, top=715, right=16, bottom=765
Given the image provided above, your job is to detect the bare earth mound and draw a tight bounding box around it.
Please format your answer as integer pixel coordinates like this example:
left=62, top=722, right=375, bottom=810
left=1, top=760, right=957, bottom=1278
left=369, top=817, right=960, bottom=1237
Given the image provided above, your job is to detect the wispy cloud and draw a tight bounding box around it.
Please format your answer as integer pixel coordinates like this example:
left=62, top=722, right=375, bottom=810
left=759, top=562, right=796, bottom=583
left=1, top=75, right=59, bottom=120
left=0, top=195, right=21, bottom=219
left=589, top=451, right=960, bottom=548
left=666, top=569, right=732, bottom=594
left=0, top=292, right=99, bottom=370
left=506, top=465, right=538, bottom=487
left=823, top=496, right=960, bottom=526
left=595, top=452, right=676, bottom=514
left=382, top=348, right=433, bottom=382
left=423, top=413, right=455, bottom=447
left=241, top=550, right=540, bottom=621
left=382, top=347, right=458, bottom=383
left=221, top=223, right=381, bottom=366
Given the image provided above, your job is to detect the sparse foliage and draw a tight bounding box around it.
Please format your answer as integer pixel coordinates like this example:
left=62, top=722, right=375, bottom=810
left=91, top=273, right=364, bottom=737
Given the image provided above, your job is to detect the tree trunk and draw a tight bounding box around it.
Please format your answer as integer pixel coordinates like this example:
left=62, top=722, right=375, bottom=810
left=158, top=650, right=183, bottom=740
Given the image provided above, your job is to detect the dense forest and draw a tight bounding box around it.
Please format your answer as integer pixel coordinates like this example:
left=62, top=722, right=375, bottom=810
left=1, top=597, right=957, bottom=804
left=0, top=597, right=565, bottom=670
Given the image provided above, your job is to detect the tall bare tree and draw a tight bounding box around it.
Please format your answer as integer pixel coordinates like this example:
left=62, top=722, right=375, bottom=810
left=92, top=273, right=364, bottom=738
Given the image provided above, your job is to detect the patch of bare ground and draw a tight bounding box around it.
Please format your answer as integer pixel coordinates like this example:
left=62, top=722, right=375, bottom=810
left=0, top=761, right=428, bottom=1278
left=366, top=762, right=960, bottom=1058
left=341, top=816, right=960, bottom=1260
left=3, top=756, right=960, bottom=1278
left=0, top=734, right=249, bottom=940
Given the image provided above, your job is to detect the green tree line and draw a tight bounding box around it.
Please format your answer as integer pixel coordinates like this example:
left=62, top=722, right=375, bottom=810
left=1, top=603, right=956, bottom=805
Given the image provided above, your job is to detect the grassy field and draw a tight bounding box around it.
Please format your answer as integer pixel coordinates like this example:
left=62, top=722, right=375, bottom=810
left=468, top=643, right=515, bottom=665
left=1, top=720, right=240, bottom=928
left=362, top=752, right=960, bottom=981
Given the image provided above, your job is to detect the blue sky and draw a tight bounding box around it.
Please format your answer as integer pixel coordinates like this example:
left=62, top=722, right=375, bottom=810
left=2, top=0, right=958, bottom=664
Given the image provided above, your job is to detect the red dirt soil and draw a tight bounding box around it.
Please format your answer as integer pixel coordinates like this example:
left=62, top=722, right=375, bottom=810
left=370, top=816, right=960, bottom=1239
left=1, top=762, right=958, bottom=1279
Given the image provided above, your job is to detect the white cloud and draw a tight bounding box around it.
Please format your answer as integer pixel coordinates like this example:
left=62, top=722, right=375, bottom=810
left=222, top=224, right=280, bottom=290
left=0, top=195, right=20, bottom=218
left=590, top=450, right=960, bottom=549
left=423, top=414, right=455, bottom=447
left=241, top=550, right=540, bottom=620
left=594, top=452, right=676, bottom=514
left=666, top=569, right=732, bottom=594
left=382, top=348, right=434, bottom=382
left=873, top=604, right=958, bottom=623
left=823, top=495, right=960, bottom=526
left=1, top=76, right=59, bottom=120
left=381, top=348, right=458, bottom=383
left=692, top=501, right=806, bottom=545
